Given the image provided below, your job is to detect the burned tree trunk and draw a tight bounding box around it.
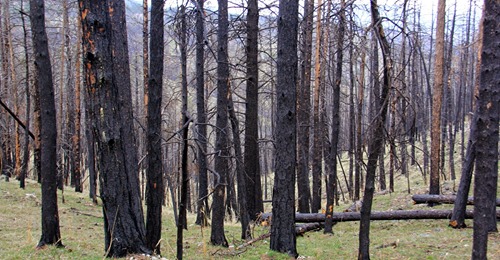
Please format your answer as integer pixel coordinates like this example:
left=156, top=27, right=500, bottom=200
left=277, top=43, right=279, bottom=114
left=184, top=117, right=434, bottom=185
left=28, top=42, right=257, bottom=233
left=472, top=1, right=500, bottom=258
left=80, top=0, right=148, bottom=256
left=30, top=0, right=62, bottom=248
left=261, top=209, right=500, bottom=223
left=270, top=0, right=299, bottom=257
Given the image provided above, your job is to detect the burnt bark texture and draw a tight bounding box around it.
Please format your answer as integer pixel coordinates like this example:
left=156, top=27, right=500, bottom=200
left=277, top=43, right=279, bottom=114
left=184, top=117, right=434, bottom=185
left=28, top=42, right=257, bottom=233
left=359, top=1, right=392, bottom=259
left=472, top=1, right=499, bottom=258
left=30, top=0, right=62, bottom=248
left=80, top=0, right=148, bottom=256
left=194, top=0, right=209, bottom=227
left=296, top=0, right=314, bottom=214
left=244, top=0, right=263, bottom=220
left=228, top=88, right=251, bottom=239
left=177, top=6, right=190, bottom=260
left=270, top=0, right=299, bottom=257
left=211, top=0, right=229, bottom=247
left=146, top=0, right=164, bottom=254
left=261, top=209, right=500, bottom=223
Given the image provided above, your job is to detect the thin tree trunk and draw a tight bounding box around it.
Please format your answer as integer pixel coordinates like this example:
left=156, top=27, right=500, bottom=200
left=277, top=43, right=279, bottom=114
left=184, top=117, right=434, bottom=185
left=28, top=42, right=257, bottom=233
left=444, top=4, right=457, bottom=181
left=228, top=87, right=251, bottom=239
left=244, top=0, right=262, bottom=220
left=19, top=0, right=30, bottom=189
left=359, top=1, right=392, bottom=258
left=429, top=0, right=446, bottom=198
left=355, top=38, right=366, bottom=199
left=73, top=12, right=82, bottom=193
left=194, top=0, right=209, bottom=227
left=297, top=0, right=314, bottom=214
left=311, top=0, right=323, bottom=213
left=325, top=0, right=345, bottom=234
left=211, top=0, right=229, bottom=247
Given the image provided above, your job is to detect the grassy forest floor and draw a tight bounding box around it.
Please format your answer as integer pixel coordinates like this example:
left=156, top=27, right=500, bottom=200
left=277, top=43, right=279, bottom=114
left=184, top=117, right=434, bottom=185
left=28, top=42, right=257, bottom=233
left=1, top=170, right=499, bottom=259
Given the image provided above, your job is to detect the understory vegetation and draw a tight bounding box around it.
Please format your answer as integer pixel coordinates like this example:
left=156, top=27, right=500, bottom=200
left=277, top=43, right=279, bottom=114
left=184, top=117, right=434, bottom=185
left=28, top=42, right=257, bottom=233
left=1, top=169, right=498, bottom=259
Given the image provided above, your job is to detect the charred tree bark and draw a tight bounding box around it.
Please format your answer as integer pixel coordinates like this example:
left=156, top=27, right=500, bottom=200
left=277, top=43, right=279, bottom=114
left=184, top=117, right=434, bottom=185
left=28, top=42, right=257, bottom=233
left=19, top=0, right=30, bottom=189
left=228, top=88, right=251, bottom=239
left=472, top=1, right=500, bottom=258
left=412, top=194, right=500, bottom=206
left=194, top=0, right=209, bottom=227
left=80, top=0, right=148, bottom=256
left=73, top=13, right=82, bottom=193
left=325, top=0, right=345, bottom=234
left=30, top=0, right=62, bottom=248
left=211, top=0, right=229, bottom=247
left=359, top=1, right=392, bottom=258
left=297, top=0, right=314, bottom=214
left=146, top=0, right=165, bottom=254
left=177, top=6, right=189, bottom=259
left=261, top=209, right=500, bottom=223
left=244, top=0, right=263, bottom=220
left=270, top=0, right=299, bottom=257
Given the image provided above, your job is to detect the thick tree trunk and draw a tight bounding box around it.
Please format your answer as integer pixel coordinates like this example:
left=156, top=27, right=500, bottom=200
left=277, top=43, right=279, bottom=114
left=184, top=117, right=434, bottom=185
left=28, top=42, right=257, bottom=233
left=30, top=0, right=62, bottom=248
left=80, top=0, right=148, bottom=256
left=146, top=0, right=165, bottom=254
left=270, top=0, right=299, bottom=257
left=472, top=1, right=500, bottom=258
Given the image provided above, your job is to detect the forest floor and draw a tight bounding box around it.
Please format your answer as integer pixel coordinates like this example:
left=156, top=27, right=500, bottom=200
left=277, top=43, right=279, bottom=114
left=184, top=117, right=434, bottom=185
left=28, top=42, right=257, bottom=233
left=1, top=172, right=499, bottom=259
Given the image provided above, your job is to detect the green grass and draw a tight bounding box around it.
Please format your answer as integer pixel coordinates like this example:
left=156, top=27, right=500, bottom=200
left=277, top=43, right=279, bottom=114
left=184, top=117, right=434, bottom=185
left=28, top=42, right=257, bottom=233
left=1, top=175, right=499, bottom=259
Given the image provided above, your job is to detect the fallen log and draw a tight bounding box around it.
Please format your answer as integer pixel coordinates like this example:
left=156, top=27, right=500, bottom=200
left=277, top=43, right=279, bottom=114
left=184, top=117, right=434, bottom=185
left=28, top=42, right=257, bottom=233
left=412, top=194, right=500, bottom=206
left=260, top=209, right=500, bottom=223
left=295, top=222, right=323, bottom=236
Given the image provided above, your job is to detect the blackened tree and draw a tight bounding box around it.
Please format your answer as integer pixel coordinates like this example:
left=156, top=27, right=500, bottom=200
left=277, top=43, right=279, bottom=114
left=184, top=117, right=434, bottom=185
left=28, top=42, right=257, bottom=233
left=472, top=0, right=499, bottom=258
left=358, top=0, right=393, bottom=258
left=146, top=0, right=165, bottom=254
left=30, top=0, right=62, bottom=248
left=244, top=0, right=263, bottom=221
left=211, top=0, right=229, bottom=247
left=270, top=0, right=299, bottom=257
left=80, top=0, right=148, bottom=256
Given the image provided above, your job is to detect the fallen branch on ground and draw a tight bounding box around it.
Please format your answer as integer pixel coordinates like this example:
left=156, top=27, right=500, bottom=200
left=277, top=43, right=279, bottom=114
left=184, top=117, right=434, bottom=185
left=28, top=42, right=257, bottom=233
left=259, top=209, right=500, bottom=223
left=412, top=194, right=500, bottom=206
